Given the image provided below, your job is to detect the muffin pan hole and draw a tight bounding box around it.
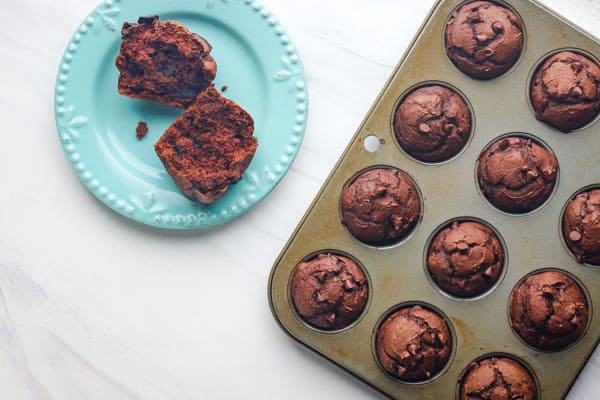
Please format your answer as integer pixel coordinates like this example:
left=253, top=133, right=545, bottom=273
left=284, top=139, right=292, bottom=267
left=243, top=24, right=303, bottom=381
left=340, top=166, right=423, bottom=248
left=528, top=48, right=600, bottom=133
left=391, top=81, right=474, bottom=165
left=372, top=302, right=455, bottom=385
left=424, top=217, right=508, bottom=301
left=363, top=134, right=382, bottom=153
left=475, top=133, right=559, bottom=216
left=560, top=184, right=600, bottom=266
left=288, top=250, right=371, bottom=334
left=507, top=268, right=592, bottom=352
left=456, top=353, right=540, bottom=400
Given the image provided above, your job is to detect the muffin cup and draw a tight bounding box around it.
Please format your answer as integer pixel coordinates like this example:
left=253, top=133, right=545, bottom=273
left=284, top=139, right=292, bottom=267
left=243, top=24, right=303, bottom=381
left=423, top=216, right=508, bottom=301
left=372, top=302, right=456, bottom=385
left=474, top=132, right=560, bottom=216
left=288, top=250, right=371, bottom=334
left=527, top=48, right=600, bottom=133
left=507, top=268, right=592, bottom=353
left=559, top=184, right=600, bottom=267
left=456, top=353, right=540, bottom=400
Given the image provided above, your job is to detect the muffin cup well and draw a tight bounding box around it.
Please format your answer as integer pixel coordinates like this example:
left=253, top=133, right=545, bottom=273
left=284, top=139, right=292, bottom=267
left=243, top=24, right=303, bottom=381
left=372, top=302, right=456, bottom=385
left=423, top=216, right=508, bottom=301
left=507, top=268, right=592, bottom=353
left=390, top=81, right=475, bottom=165
left=288, top=250, right=371, bottom=334
left=444, top=0, right=527, bottom=80
left=527, top=48, right=600, bottom=133
left=474, top=133, right=560, bottom=216
left=456, top=353, right=540, bottom=400
left=339, top=165, right=424, bottom=248
left=559, top=184, right=600, bottom=267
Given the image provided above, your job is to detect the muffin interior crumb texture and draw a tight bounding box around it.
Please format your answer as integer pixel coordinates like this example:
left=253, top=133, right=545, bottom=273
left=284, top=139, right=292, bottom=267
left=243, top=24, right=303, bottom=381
left=562, top=188, right=600, bottom=265
left=115, top=16, right=217, bottom=108
left=460, top=357, right=537, bottom=400
left=445, top=1, right=524, bottom=79
left=477, top=136, right=558, bottom=214
left=154, top=86, right=258, bottom=204
left=376, top=306, right=451, bottom=382
left=341, top=168, right=421, bottom=246
left=531, top=51, right=600, bottom=132
left=291, top=253, right=368, bottom=331
left=427, top=221, right=504, bottom=297
left=394, top=85, right=471, bottom=162
left=509, top=271, right=589, bottom=351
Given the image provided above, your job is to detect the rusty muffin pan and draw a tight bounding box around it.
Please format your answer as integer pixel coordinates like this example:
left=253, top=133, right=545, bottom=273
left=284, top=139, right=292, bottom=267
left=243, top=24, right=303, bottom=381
left=268, top=0, right=600, bottom=398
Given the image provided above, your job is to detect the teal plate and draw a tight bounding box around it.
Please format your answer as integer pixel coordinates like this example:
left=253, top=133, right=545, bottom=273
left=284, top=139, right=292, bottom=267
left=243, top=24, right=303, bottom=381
left=55, top=0, right=307, bottom=229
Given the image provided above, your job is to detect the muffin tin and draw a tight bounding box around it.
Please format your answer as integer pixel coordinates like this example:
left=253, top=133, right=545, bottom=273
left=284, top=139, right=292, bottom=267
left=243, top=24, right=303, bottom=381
left=268, top=0, right=600, bottom=398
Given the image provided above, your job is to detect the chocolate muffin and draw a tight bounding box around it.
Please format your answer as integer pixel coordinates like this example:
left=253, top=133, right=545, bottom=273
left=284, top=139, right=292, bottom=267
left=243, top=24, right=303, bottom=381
left=563, top=188, right=600, bottom=265
left=445, top=1, right=524, bottom=80
left=375, top=306, right=451, bottom=382
left=116, top=16, right=217, bottom=108
left=460, top=357, right=537, bottom=400
left=290, top=253, right=368, bottom=331
left=155, top=86, right=258, bottom=203
left=341, top=168, right=421, bottom=245
left=531, top=51, right=600, bottom=132
left=509, top=271, right=589, bottom=351
left=393, top=85, right=472, bottom=162
left=427, top=221, right=504, bottom=297
left=477, top=136, right=558, bottom=214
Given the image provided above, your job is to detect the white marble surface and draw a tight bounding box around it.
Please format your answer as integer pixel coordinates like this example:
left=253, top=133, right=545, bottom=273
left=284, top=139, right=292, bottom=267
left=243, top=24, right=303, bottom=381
left=1, top=0, right=599, bottom=398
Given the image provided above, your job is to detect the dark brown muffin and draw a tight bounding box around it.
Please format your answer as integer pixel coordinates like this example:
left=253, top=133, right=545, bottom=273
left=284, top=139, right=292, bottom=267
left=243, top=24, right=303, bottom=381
left=375, top=306, right=451, bottom=382
left=290, top=253, right=368, bottom=331
left=393, top=85, right=472, bottom=162
left=460, top=357, right=537, bottom=400
left=531, top=51, right=600, bottom=132
left=116, top=16, right=217, bottom=108
left=563, top=188, right=600, bottom=265
left=341, top=168, right=421, bottom=245
left=509, top=271, right=589, bottom=351
left=427, top=221, right=504, bottom=297
left=155, top=86, right=258, bottom=203
left=477, top=136, right=558, bottom=214
left=445, top=1, right=524, bottom=80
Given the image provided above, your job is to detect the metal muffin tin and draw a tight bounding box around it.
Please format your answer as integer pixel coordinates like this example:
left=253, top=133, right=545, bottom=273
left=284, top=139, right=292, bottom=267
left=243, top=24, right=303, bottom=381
left=268, top=0, right=600, bottom=398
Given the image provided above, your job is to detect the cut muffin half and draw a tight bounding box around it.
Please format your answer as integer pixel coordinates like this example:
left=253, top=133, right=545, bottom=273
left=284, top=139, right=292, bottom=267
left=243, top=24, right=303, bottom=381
left=115, top=16, right=217, bottom=108
left=155, top=86, right=258, bottom=203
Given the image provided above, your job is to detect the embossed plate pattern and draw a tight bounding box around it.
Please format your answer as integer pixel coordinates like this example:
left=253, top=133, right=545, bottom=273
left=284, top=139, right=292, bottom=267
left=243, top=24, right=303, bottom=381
left=55, top=0, right=307, bottom=228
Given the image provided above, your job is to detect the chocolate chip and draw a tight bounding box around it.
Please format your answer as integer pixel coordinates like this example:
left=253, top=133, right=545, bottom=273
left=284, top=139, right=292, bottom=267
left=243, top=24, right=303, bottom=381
left=475, top=47, right=494, bottom=61
left=492, top=21, right=504, bottom=34
left=138, top=15, right=159, bottom=24
left=476, top=33, right=488, bottom=43
left=419, top=123, right=431, bottom=133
